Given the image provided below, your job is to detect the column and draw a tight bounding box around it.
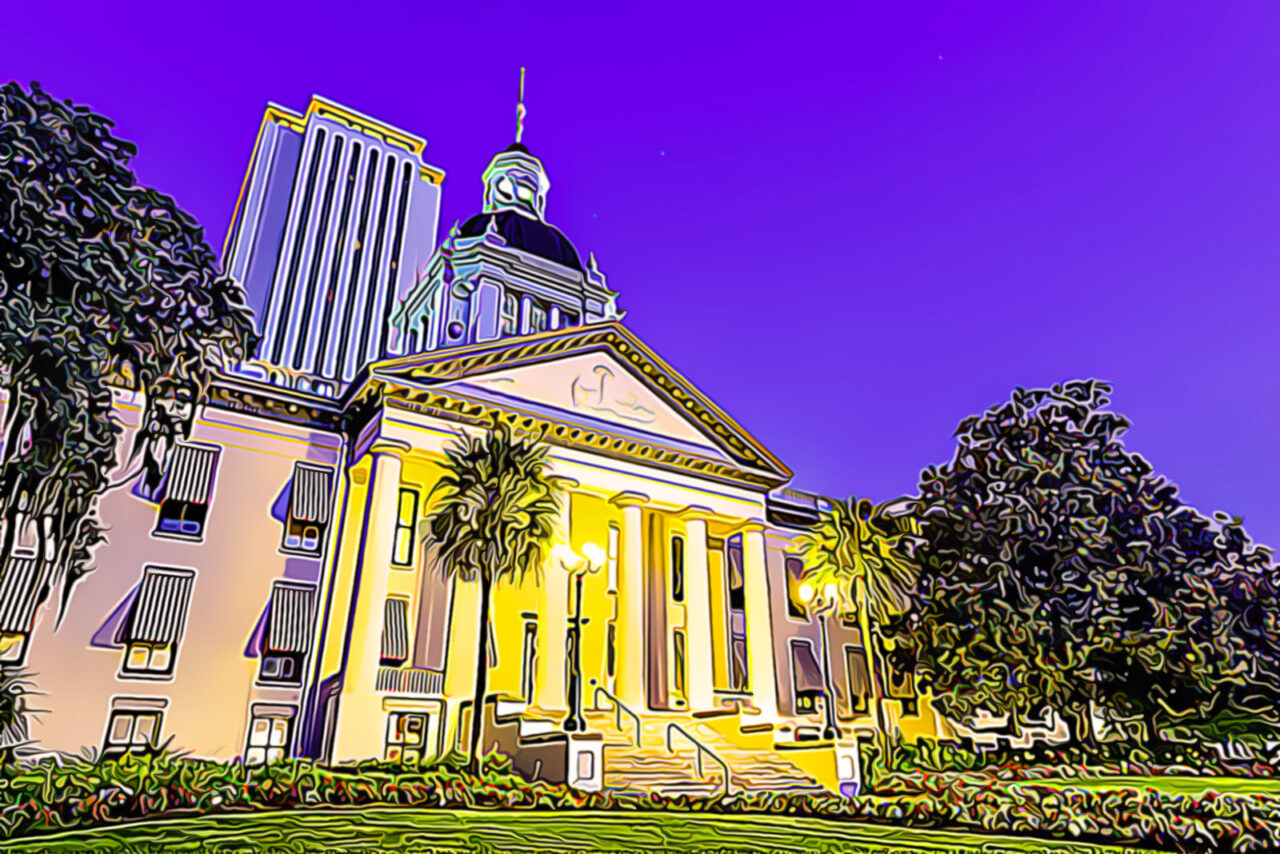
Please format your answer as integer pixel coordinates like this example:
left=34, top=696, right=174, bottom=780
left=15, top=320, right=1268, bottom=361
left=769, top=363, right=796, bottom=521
left=330, top=440, right=409, bottom=763
left=741, top=521, right=779, bottom=719
left=345, top=442, right=409, bottom=692
left=534, top=479, right=573, bottom=713
left=679, top=507, right=716, bottom=711
left=610, top=492, right=648, bottom=710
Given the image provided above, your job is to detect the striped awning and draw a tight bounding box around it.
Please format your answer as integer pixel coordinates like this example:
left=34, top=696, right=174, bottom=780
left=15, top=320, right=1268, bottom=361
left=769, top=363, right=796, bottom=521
left=265, top=583, right=316, bottom=654
left=381, top=598, right=409, bottom=663
left=0, top=556, right=44, bottom=633
left=289, top=465, right=334, bottom=525
left=126, top=568, right=195, bottom=644
left=164, top=444, right=218, bottom=505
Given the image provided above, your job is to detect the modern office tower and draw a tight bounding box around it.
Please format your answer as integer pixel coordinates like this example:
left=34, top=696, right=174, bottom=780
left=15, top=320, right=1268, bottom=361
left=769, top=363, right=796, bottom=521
left=223, top=96, right=445, bottom=383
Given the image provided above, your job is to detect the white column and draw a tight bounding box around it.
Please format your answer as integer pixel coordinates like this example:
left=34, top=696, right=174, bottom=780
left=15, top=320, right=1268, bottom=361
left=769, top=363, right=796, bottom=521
left=344, top=443, right=407, bottom=693
left=535, top=481, right=572, bottom=713
left=679, top=508, right=715, bottom=711
left=741, top=521, right=778, bottom=719
left=610, top=492, right=647, bottom=710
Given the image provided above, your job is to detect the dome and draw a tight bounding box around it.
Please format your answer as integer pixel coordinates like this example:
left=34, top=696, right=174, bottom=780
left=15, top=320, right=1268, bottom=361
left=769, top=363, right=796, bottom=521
left=460, top=210, right=583, bottom=272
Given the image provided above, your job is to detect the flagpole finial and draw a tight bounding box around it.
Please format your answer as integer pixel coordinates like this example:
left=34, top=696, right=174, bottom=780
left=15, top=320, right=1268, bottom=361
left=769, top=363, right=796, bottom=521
left=516, top=67, right=527, bottom=144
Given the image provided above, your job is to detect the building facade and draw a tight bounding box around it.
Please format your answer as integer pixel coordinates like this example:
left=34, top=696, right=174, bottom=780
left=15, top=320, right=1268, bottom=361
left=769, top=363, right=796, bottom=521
left=224, top=97, right=446, bottom=384
left=5, top=104, right=955, bottom=795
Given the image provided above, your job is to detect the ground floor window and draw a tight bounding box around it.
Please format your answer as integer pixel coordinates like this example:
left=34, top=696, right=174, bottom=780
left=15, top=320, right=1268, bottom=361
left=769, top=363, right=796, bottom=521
left=385, top=712, right=428, bottom=763
left=245, top=711, right=293, bottom=764
left=843, top=646, right=871, bottom=716
left=104, top=709, right=163, bottom=756
left=672, top=629, right=687, bottom=697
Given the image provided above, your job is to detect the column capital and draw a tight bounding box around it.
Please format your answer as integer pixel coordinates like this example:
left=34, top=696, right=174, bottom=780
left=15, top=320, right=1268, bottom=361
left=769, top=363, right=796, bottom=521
left=676, top=505, right=714, bottom=522
left=609, top=490, right=649, bottom=509
left=369, top=438, right=412, bottom=458
left=549, top=474, right=580, bottom=490
left=734, top=518, right=768, bottom=536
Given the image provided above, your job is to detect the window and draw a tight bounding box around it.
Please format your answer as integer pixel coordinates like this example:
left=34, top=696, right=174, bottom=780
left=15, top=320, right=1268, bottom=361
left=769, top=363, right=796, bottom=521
left=520, top=621, right=538, bottom=704
left=118, top=567, right=195, bottom=679
left=888, top=664, right=917, bottom=715
left=380, top=597, right=410, bottom=666
left=673, top=629, right=686, bottom=697
left=282, top=464, right=335, bottom=555
left=392, top=488, right=418, bottom=567
left=245, top=707, right=294, bottom=764
left=730, top=637, right=749, bottom=692
left=124, top=642, right=173, bottom=675
left=385, top=712, right=428, bottom=763
left=260, top=654, right=300, bottom=683
left=790, top=640, right=824, bottom=714
left=0, top=555, right=43, bottom=668
left=258, top=582, right=316, bottom=685
left=606, top=622, right=616, bottom=678
left=606, top=524, right=619, bottom=593
left=785, top=556, right=808, bottom=620
left=670, top=535, right=685, bottom=603
left=104, top=708, right=163, bottom=756
left=844, top=647, right=870, bottom=715
left=154, top=444, right=219, bottom=539
left=726, top=539, right=745, bottom=611
left=500, top=292, right=520, bottom=335
left=529, top=303, right=548, bottom=332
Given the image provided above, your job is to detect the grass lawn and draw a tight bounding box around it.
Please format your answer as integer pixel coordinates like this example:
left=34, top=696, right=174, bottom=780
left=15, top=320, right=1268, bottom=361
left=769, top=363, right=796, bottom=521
left=0, top=807, right=1132, bottom=853
left=1021, top=774, right=1280, bottom=796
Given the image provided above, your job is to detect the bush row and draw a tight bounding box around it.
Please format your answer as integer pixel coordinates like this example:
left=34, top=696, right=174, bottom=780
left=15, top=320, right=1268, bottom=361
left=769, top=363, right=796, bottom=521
left=5, top=753, right=1280, bottom=851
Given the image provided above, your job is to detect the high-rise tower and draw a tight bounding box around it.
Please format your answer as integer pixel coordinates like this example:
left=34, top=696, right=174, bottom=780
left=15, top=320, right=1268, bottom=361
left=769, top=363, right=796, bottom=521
left=224, top=97, right=445, bottom=383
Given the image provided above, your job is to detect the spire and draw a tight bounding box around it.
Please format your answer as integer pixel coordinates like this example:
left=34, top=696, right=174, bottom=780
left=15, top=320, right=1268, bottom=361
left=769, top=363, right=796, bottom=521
left=516, top=67, right=527, bottom=145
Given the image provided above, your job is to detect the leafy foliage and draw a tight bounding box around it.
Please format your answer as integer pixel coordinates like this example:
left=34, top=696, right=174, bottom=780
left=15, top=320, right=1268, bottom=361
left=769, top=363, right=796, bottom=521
left=0, top=670, right=32, bottom=765
left=795, top=496, right=919, bottom=764
left=423, top=419, right=561, bottom=773
left=908, top=380, right=1280, bottom=743
left=0, top=81, right=256, bottom=615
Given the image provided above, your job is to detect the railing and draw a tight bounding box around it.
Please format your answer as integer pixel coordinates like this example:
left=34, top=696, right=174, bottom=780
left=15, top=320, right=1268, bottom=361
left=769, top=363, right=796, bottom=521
left=375, top=666, right=444, bottom=695
left=590, top=680, right=641, bottom=747
left=665, top=722, right=733, bottom=797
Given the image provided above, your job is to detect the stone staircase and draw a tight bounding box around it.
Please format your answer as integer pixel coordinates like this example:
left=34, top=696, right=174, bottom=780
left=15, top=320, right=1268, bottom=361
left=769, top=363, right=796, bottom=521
left=584, top=709, right=828, bottom=797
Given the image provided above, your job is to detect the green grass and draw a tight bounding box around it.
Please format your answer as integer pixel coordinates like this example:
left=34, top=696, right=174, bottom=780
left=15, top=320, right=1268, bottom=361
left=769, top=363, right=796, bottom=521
left=0, top=808, right=1131, bottom=853
left=1022, top=774, right=1280, bottom=796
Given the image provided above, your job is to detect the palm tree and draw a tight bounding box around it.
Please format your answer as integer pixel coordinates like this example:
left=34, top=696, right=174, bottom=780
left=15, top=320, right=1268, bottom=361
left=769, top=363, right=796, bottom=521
left=795, top=496, right=919, bottom=762
left=0, top=670, right=33, bottom=766
left=424, top=420, right=562, bottom=774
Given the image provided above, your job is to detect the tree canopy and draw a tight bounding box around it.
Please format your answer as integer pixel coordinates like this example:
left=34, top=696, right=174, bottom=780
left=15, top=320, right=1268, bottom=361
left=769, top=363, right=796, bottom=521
left=0, top=81, right=256, bottom=614
left=424, top=420, right=562, bottom=771
left=907, top=380, right=1280, bottom=744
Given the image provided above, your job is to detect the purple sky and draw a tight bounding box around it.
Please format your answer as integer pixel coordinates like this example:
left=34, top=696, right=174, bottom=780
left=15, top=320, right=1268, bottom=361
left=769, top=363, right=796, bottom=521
left=8, top=3, right=1280, bottom=546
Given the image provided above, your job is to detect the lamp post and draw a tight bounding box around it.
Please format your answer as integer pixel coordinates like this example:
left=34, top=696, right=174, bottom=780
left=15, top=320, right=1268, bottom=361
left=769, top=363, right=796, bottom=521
left=799, top=581, right=841, bottom=741
left=554, top=542, right=604, bottom=732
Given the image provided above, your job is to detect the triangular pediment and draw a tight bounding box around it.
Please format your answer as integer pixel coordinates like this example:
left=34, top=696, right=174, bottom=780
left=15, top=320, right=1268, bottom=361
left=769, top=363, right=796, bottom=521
left=365, top=323, right=791, bottom=486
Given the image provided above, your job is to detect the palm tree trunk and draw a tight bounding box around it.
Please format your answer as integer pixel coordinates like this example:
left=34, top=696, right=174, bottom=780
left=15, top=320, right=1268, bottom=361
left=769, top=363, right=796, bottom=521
left=468, top=573, right=492, bottom=776
left=855, top=574, right=890, bottom=774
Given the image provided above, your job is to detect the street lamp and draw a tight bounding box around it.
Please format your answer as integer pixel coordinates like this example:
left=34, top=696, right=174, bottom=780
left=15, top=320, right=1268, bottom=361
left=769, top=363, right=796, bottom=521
left=799, top=581, right=841, bottom=741
left=554, top=542, right=604, bottom=732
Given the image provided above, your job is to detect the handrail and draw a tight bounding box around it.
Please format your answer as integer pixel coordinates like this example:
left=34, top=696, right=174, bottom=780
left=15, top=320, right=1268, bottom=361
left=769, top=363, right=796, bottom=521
left=665, top=722, right=733, bottom=797
left=590, top=680, right=641, bottom=747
